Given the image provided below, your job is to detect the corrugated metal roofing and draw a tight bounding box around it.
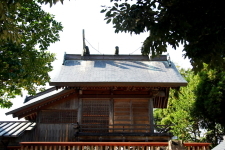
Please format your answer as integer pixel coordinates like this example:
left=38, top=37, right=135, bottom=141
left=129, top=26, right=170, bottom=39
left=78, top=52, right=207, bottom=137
left=0, top=121, right=36, bottom=137
left=50, top=60, right=187, bottom=87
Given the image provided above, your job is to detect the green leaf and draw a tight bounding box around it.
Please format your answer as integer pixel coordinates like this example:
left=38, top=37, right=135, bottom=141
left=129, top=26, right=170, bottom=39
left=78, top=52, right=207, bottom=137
left=106, top=19, right=111, bottom=24
left=100, top=9, right=107, bottom=13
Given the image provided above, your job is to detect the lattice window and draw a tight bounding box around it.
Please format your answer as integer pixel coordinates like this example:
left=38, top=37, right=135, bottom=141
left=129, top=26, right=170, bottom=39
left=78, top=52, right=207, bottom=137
left=82, top=99, right=109, bottom=133
left=40, top=110, right=77, bottom=123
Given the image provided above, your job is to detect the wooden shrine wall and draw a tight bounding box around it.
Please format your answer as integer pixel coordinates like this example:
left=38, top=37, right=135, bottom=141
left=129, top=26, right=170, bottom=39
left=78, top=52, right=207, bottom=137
left=114, top=99, right=150, bottom=132
left=82, top=99, right=110, bottom=133
left=37, top=96, right=79, bottom=141
left=36, top=95, right=153, bottom=142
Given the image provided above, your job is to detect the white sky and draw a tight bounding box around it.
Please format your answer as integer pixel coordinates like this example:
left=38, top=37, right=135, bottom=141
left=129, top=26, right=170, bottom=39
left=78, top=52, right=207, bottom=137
left=0, top=0, right=191, bottom=121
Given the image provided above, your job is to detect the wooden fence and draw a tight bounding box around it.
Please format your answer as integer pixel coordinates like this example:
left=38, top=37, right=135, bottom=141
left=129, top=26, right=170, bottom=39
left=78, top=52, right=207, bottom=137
left=7, top=142, right=211, bottom=150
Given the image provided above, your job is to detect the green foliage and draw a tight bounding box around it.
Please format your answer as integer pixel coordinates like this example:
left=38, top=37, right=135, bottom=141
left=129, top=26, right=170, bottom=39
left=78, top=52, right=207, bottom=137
left=0, top=1, right=63, bottom=108
left=193, top=65, right=225, bottom=146
left=194, top=65, right=225, bottom=127
left=154, top=69, right=202, bottom=142
left=154, top=68, right=225, bottom=148
left=102, top=0, right=225, bottom=71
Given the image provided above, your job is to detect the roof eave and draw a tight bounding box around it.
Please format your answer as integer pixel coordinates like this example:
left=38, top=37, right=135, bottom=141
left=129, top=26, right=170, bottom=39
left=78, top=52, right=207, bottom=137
left=49, top=82, right=187, bottom=87
left=5, top=89, right=73, bottom=117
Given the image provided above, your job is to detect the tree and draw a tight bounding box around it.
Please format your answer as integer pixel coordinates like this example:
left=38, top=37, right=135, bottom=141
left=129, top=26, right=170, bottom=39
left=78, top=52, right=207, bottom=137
left=0, top=0, right=62, bottom=44
left=154, top=69, right=203, bottom=142
left=193, top=65, right=225, bottom=146
left=154, top=68, right=225, bottom=148
left=0, top=1, right=63, bottom=108
left=102, top=0, right=225, bottom=71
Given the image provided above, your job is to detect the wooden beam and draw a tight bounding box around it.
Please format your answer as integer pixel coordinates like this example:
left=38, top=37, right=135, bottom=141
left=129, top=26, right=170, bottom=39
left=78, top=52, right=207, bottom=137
left=79, top=95, right=153, bottom=98
left=20, top=142, right=169, bottom=146
left=149, top=98, right=154, bottom=133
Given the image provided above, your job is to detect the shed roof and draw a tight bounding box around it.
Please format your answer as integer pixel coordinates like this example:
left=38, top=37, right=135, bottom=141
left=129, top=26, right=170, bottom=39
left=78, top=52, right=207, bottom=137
left=5, top=87, right=69, bottom=118
left=50, top=54, right=187, bottom=87
left=0, top=121, right=36, bottom=137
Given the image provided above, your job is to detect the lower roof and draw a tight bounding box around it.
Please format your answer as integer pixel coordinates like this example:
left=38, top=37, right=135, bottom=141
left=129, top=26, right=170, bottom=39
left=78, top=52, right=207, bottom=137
left=0, top=121, right=36, bottom=137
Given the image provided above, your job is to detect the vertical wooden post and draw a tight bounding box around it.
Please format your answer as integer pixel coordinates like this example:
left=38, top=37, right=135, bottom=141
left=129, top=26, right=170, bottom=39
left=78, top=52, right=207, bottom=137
left=78, top=98, right=82, bottom=124
left=109, top=98, right=114, bottom=132
left=36, top=111, right=40, bottom=141
left=149, top=98, right=154, bottom=133
left=130, top=100, right=133, bottom=132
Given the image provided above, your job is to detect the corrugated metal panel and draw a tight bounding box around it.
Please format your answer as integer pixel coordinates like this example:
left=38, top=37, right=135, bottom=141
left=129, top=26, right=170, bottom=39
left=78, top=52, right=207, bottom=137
left=0, top=121, right=36, bottom=137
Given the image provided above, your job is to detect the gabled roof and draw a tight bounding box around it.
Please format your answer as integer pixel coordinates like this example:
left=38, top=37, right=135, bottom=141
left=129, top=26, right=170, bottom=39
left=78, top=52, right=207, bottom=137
left=0, top=121, right=36, bottom=137
left=50, top=54, right=187, bottom=87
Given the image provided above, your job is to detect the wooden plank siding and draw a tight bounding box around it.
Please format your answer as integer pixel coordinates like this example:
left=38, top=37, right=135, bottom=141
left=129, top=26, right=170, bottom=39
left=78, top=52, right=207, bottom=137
left=37, top=96, right=79, bottom=141
left=36, top=94, right=165, bottom=142
left=37, top=124, right=75, bottom=141
left=113, top=99, right=150, bottom=133
left=81, top=99, right=110, bottom=133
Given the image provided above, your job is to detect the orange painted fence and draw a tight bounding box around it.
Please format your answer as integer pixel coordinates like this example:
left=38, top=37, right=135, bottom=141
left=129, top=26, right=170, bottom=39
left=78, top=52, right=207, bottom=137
left=7, top=142, right=211, bottom=150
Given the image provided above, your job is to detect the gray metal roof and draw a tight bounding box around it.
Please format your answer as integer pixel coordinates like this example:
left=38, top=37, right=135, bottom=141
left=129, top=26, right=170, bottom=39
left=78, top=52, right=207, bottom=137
left=0, top=121, right=36, bottom=137
left=6, top=88, right=66, bottom=116
left=212, top=140, right=225, bottom=150
left=50, top=59, right=187, bottom=87
left=23, top=87, right=63, bottom=104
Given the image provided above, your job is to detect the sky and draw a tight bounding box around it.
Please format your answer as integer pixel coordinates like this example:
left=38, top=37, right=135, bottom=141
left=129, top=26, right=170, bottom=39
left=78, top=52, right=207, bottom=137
left=0, top=0, right=192, bottom=121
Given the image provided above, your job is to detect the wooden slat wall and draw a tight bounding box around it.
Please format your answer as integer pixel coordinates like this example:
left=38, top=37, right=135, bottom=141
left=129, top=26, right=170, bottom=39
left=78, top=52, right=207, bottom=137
left=114, top=99, right=131, bottom=132
left=40, top=110, right=77, bottom=123
left=47, top=97, right=78, bottom=110
left=114, top=99, right=149, bottom=132
left=37, top=97, right=79, bottom=141
left=132, top=99, right=150, bottom=132
left=82, top=99, right=110, bottom=133
left=37, top=97, right=152, bottom=141
left=38, top=124, right=75, bottom=141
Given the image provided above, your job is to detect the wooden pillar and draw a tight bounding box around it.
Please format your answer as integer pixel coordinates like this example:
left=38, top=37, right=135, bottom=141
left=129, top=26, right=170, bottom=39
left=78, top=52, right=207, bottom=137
left=109, top=98, right=114, bottom=125
left=149, top=98, right=154, bottom=133
left=130, top=100, right=133, bottom=132
left=77, top=98, right=82, bottom=124
left=36, top=111, right=40, bottom=141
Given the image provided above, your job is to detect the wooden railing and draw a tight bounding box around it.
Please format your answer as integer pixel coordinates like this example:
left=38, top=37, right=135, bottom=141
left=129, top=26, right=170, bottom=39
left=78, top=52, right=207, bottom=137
left=7, top=142, right=211, bottom=150
left=74, top=124, right=172, bottom=134
left=184, top=143, right=211, bottom=150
